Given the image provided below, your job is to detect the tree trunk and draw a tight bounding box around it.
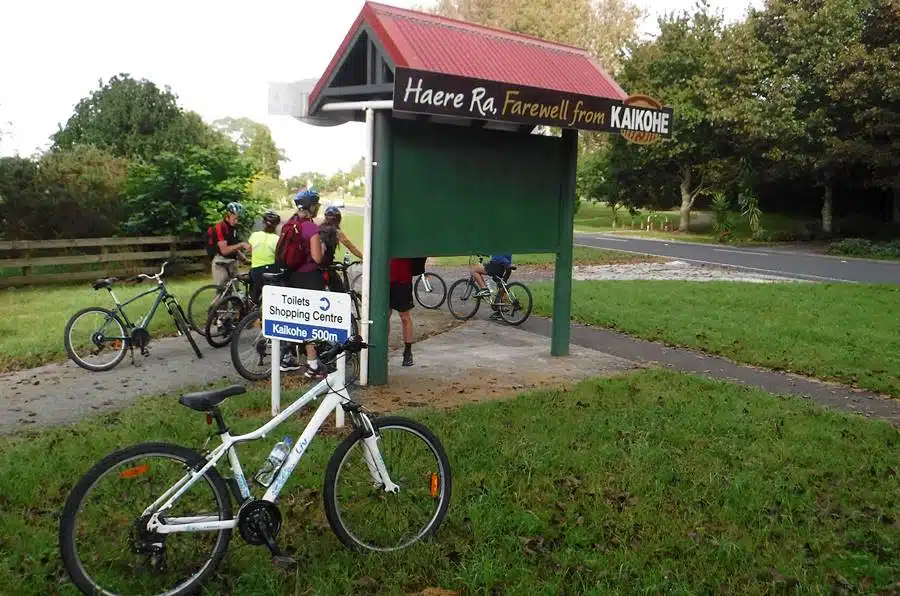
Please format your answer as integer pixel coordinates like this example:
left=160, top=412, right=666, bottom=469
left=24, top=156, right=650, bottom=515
left=821, top=181, right=833, bottom=234
left=893, top=187, right=900, bottom=224
left=679, top=167, right=692, bottom=232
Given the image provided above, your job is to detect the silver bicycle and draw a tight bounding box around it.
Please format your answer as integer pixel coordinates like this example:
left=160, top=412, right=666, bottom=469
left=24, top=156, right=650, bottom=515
left=58, top=337, right=452, bottom=595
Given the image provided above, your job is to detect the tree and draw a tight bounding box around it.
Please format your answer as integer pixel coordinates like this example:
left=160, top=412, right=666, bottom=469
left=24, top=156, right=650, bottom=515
left=0, top=157, right=43, bottom=240
left=52, top=74, right=223, bottom=161
left=828, top=0, right=900, bottom=223
left=286, top=172, right=327, bottom=194
left=594, top=1, right=733, bottom=231
left=212, top=117, right=287, bottom=178
left=121, top=142, right=258, bottom=236
left=748, top=0, right=871, bottom=234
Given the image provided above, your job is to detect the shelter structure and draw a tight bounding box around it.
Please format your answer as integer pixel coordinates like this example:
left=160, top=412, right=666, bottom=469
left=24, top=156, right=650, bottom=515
left=269, top=2, right=673, bottom=386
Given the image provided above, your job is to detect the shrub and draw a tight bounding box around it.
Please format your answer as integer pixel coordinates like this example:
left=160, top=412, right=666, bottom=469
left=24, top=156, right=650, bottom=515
left=826, top=238, right=900, bottom=258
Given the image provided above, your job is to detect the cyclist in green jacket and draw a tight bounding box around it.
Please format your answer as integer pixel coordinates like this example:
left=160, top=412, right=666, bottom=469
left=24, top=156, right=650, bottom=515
left=247, top=210, right=281, bottom=304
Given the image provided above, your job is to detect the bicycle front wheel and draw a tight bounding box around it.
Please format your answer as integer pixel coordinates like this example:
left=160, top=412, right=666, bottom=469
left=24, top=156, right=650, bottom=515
left=324, top=416, right=452, bottom=552
left=59, top=442, right=233, bottom=596
left=446, top=278, right=480, bottom=320
left=187, top=284, right=223, bottom=333
left=414, top=272, right=447, bottom=309
left=229, top=309, right=272, bottom=381
left=204, top=296, right=245, bottom=348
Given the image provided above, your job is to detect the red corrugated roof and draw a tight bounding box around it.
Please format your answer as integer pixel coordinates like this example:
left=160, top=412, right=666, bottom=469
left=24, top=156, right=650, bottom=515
left=309, top=1, right=627, bottom=111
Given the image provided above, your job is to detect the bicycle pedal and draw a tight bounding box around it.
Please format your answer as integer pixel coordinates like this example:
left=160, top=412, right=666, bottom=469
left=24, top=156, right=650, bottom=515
left=271, top=555, right=298, bottom=571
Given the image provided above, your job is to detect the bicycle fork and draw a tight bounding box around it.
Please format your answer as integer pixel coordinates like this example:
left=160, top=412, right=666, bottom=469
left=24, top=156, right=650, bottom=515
left=353, top=412, right=400, bottom=493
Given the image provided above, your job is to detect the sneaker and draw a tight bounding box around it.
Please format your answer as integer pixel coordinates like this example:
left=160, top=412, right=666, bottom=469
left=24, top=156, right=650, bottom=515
left=304, top=364, right=326, bottom=378
left=280, top=355, right=303, bottom=372
left=402, top=350, right=413, bottom=367
left=474, top=288, right=491, bottom=298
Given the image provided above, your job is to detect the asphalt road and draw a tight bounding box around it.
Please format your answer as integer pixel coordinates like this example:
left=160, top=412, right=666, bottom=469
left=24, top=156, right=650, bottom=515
left=574, top=233, right=900, bottom=284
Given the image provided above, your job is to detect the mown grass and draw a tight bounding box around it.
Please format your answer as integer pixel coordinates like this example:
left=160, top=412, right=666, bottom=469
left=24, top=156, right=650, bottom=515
left=0, top=369, right=897, bottom=595
left=0, top=275, right=212, bottom=372
left=432, top=246, right=661, bottom=268
left=532, top=280, right=900, bottom=396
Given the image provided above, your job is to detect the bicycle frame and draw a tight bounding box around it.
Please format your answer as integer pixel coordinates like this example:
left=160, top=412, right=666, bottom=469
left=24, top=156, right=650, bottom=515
left=107, top=283, right=172, bottom=330
left=145, top=357, right=396, bottom=535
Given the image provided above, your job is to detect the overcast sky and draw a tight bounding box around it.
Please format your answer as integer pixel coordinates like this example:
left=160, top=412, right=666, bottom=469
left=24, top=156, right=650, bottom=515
left=0, top=0, right=759, bottom=178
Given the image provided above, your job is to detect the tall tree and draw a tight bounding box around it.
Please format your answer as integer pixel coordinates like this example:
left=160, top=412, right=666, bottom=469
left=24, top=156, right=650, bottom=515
left=52, top=74, right=220, bottom=161
left=748, top=0, right=871, bottom=233
left=212, top=117, right=287, bottom=178
left=597, top=1, right=733, bottom=231
left=286, top=172, right=327, bottom=194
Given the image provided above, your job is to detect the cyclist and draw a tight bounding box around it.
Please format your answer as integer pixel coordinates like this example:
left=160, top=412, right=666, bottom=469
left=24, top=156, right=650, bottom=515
left=210, top=202, right=251, bottom=287
left=322, top=206, right=363, bottom=260
left=247, top=210, right=281, bottom=305
left=275, top=189, right=327, bottom=377
left=472, top=254, right=512, bottom=297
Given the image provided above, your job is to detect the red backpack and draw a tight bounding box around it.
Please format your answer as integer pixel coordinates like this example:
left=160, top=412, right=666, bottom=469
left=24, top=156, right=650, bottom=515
left=274, top=217, right=310, bottom=271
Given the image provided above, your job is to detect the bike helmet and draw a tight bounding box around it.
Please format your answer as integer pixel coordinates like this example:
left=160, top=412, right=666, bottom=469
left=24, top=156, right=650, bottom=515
left=294, top=189, right=320, bottom=211
left=262, top=210, right=281, bottom=226
left=225, top=202, right=245, bottom=216
left=324, top=205, right=342, bottom=223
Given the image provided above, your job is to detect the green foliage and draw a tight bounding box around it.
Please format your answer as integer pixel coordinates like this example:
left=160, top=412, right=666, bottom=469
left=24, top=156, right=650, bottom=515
left=709, top=191, right=731, bottom=236
left=737, top=191, right=763, bottom=238
left=827, top=238, right=900, bottom=259
left=286, top=172, right=327, bottom=194
left=246, top=174, right=286, bottom=209
left=121, top=142, right=258, bottom=236
left=52, top=74, right=223, bottom=161
left=212, top=117, right=286, bottom=178
left=0, top=157, right=43, bottom=240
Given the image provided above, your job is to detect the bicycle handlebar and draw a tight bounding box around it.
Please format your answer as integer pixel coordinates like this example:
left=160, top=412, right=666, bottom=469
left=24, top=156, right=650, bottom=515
left=318, top=335, right=369, bottom=364
left=128, top=260, right=171, bottom=284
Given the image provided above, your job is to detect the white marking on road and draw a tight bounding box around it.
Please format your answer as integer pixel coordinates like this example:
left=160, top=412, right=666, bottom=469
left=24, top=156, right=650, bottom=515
left=573, top=242, right=859, bottom=283
left=713, top=248, right=770, bottom=256
left=594, top=237, right=629, bottom=242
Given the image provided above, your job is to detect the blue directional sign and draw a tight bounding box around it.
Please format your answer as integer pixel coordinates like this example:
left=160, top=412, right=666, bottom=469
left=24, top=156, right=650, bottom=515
left=261, top=286, right=352, bottom=343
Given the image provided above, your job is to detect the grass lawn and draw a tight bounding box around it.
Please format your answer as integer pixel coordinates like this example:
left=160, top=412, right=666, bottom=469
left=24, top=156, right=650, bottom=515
left=1, top=369, right=897, bottom=594
left=532, top=280, right=900, bottom=396
left=0, top=275, right=212, bottom=373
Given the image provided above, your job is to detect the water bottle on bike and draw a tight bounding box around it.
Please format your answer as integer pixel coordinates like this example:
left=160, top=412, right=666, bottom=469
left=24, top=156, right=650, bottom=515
left=254, top=437, right=293, bottom=487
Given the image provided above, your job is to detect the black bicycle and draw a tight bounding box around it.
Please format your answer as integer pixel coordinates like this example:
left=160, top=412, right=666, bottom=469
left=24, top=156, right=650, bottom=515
left=446, top=255, right=533, bottom=325
left=63, top=260, right=202, bottom=371
left=229, top=259, right=363, bottom=383
left=187, top=263, right=255, bottom=344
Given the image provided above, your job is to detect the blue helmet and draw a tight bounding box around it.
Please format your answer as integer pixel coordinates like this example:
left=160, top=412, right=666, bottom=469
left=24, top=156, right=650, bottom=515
left=294, top=189, right=321, bottom=211
left=225, top=201, right=245, bottom=216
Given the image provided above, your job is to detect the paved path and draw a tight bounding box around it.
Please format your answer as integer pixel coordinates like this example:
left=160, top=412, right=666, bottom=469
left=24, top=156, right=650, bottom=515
left=515, top=316, right=900, bottom=426
left=574, top=233, right=900, bottom=284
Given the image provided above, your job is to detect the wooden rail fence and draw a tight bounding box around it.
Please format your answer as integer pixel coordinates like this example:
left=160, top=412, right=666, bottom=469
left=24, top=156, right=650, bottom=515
left=0, top=235, right=208, bottom=288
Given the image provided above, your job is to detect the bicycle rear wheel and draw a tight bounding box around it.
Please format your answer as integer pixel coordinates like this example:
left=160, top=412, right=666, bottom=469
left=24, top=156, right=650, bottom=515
left=446, top=278, right=481, bottom=320
left=324, top=416, right=452, bottom=552
left=414, top=272, right=447, bottom=309
left=64, top=306, right=128, bottom=371
left=497, top=282, right=533, bottom=326
left=59, top=442, right=232, bottom=596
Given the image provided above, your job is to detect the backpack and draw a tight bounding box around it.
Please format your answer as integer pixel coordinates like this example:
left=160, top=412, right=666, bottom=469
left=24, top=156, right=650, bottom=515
left=205, top=225, right=218, bottom=257
left=274, top=218, right=309, bottom=272
left=411, top=257, right=427, bottom=277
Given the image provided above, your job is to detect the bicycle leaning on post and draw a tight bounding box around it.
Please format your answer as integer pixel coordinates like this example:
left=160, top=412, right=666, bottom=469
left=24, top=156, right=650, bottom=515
left=63, top=259, right=202, bottom=371
left=446, top=254, right=533, bottom=325
left=58, top=334, right=453, bottom=595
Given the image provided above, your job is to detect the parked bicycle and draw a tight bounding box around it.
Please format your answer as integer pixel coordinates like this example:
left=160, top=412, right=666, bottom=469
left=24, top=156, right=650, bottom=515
left=187, top=262, right=255, bottom=348
left=230, top=257, right=363, bottom=383
left=58, top=335, right=453, bottom=595
left=351, top=268, right=447, bottom=310
left=63, top=260, right=202, bottom=372
left=446, top=255, right=533, bottom=325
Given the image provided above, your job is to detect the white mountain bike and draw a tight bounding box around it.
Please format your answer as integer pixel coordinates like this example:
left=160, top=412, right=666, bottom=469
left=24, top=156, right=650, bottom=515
left=58, top=336, right=452, bottom=596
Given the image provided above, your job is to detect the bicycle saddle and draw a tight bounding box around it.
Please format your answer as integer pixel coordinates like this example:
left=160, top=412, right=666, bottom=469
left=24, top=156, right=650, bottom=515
left=237, top=272, right=252, bottom=283
left=91, top=277, right=118, bottom=290
left=262, top=270, right=287, bottom=282
left=179, top=385, right=246, bottom=412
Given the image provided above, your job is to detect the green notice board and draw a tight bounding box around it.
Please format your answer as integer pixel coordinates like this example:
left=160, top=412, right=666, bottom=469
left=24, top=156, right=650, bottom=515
left=388, top=119, right=564, bottom=257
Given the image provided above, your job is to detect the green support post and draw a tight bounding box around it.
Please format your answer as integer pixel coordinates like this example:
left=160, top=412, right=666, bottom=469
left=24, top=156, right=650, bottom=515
left=368, top=111, right=393, bottom=385
left=551, top=128, right=578, bottom=356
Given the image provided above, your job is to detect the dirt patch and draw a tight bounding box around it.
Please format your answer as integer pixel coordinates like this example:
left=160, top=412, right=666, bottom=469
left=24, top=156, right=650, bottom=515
left=358, top=320, right=641, bottom=414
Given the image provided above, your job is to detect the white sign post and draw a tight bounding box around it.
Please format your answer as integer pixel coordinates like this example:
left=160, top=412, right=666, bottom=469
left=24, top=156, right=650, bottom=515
left=261, top=286, right=352, bottom=425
